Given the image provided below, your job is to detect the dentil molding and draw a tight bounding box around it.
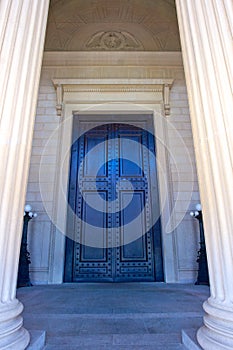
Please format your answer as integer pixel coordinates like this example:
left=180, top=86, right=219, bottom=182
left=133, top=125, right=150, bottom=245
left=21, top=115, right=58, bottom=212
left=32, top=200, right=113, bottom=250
left=52, top=78, right=174, bottom=116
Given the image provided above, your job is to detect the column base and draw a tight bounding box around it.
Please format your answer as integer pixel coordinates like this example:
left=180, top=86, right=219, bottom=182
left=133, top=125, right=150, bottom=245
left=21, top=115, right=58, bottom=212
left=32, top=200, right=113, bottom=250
left=197, top=298, right=233, bottom=350
left=0, top=299, right=30, bottom=350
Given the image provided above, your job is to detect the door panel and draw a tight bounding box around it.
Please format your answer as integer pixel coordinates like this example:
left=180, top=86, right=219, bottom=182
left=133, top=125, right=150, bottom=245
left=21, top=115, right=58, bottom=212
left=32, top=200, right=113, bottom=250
left=84, top=134, right=108, bottom=177
left=80, top=191, right=107, bottom=260
left=119, top=135, right=143, bottom=176
left=64, top=116, right=163, bottom=282
left=120, top=191, right=146, bottom=260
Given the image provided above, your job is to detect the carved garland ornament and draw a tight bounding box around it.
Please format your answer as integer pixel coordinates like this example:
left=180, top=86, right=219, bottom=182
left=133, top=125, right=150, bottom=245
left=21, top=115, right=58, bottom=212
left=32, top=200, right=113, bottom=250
left=85, top=31, right=144, bottom=51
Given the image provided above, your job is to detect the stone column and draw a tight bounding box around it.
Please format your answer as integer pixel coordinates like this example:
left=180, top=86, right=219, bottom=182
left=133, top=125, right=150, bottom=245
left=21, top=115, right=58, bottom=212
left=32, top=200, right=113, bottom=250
left=0, top=0, right=49, bottom=348
left=175, top=0, right=233, bottom=349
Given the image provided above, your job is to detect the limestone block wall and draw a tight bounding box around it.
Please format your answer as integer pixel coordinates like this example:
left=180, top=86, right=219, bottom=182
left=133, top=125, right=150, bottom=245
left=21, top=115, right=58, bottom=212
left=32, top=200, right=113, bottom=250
left=26, top=52, right=200, bottom=284
left=168, top=82, right=200, bottom=282
left=27, top=83, right=58, bottom=283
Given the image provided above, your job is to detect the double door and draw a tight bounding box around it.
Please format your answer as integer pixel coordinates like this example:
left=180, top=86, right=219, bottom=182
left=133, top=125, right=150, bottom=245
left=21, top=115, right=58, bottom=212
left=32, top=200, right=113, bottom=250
left=64, top=116, right=163, bottom=282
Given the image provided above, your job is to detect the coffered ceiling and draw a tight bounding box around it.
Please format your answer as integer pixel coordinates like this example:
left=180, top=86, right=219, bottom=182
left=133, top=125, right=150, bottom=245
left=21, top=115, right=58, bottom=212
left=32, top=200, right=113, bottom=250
left=45, top=0, right=181, bottom=51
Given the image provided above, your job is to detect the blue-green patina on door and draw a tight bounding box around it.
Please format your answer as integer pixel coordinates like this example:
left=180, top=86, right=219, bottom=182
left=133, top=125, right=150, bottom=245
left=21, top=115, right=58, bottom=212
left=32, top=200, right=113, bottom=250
left=64, top=116, right=163, bottom=282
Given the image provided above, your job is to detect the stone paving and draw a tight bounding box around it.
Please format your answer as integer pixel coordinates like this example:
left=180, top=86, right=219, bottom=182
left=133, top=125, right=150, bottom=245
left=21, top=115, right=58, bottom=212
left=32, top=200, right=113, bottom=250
left=17, top=283, right=209, bottom=349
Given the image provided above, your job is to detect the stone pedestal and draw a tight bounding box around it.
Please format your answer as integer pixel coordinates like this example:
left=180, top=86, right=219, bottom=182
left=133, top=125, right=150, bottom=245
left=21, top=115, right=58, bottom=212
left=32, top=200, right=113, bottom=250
left=0, top=0, right=49, bottom=348
left=175, top=0, right=233, bottom=349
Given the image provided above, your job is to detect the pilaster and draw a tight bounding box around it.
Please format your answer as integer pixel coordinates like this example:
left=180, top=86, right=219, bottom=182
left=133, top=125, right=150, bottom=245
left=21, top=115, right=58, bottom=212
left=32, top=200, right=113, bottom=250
left=175, top=0, right=233, bottom=349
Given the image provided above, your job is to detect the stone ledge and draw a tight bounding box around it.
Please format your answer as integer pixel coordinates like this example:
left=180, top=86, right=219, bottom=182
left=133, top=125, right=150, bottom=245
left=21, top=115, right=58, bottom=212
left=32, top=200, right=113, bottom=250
left=182, top=329, right=202, bottom=350
left=27, top=331, right=46, bottom=350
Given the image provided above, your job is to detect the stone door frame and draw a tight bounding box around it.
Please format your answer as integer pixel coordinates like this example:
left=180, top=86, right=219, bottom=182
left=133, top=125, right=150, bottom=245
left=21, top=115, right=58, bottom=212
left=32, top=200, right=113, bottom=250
left=44, top=78, right=179, bottom=284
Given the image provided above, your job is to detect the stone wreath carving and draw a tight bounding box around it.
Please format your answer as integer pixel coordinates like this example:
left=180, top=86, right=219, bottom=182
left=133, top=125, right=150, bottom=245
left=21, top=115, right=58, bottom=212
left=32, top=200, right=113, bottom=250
left=85, top=31, right=144, bottom=50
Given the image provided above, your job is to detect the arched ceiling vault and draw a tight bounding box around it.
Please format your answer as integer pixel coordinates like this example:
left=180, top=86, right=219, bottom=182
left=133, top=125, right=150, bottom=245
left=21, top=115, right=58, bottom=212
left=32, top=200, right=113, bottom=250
left=45, top=0, right=181, bottom=51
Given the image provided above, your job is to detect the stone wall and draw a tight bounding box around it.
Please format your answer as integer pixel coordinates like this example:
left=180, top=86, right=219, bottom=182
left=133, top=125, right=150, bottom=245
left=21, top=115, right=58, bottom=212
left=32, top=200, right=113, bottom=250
left=26, top=52, right=200, bottom=284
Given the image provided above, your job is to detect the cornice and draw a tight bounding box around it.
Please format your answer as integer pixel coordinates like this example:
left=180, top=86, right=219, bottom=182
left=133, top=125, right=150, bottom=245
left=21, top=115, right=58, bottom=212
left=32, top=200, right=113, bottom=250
left=52, top=78, right=174, bottom=117
left=43, top=51, right=183, bottom=67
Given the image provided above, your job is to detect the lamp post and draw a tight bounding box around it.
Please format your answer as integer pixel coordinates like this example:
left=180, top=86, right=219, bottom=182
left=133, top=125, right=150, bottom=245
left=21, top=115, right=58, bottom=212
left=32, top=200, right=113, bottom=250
left=17, top=204, right=37, bottom=288
left=190, top=203, right=209, bottom=285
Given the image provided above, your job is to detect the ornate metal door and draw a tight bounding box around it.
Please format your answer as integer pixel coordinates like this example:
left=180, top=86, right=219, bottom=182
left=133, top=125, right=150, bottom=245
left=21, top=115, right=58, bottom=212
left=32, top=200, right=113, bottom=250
left=64, top=117, right=163, bottom=282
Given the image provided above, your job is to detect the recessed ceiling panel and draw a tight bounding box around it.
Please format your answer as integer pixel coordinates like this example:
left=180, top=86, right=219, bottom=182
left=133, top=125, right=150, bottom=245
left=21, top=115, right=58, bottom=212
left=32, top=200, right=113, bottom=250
left=45, top=0, right=181, bottom=51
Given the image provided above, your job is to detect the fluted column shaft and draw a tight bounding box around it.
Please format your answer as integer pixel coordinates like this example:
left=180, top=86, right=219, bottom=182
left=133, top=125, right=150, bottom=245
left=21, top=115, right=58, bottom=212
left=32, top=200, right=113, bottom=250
left=0, top=0, right=49, bottom=348
left=175, top=0, right=233, bottom=349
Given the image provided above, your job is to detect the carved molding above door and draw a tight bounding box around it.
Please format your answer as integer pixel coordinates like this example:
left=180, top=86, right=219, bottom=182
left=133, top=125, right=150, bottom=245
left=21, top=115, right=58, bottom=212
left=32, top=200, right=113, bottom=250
left=52, top=78, right=174, bottom=117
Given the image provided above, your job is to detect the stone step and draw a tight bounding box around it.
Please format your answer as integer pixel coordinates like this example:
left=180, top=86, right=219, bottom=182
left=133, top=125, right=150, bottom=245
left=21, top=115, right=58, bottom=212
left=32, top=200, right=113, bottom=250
left=23, top=314, right=203, bottom=337
left=44, top=333, right=183, bottom=348
left=44, top=342, right=186, bottom=349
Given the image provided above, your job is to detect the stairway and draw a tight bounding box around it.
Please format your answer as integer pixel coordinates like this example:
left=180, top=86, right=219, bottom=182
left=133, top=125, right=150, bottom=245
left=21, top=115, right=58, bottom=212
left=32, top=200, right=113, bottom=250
left=17, top=283, right=208, bottom=349
left=27, top=313, right=197, bottom=349
left=27, top=312, right=201, bottom=349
